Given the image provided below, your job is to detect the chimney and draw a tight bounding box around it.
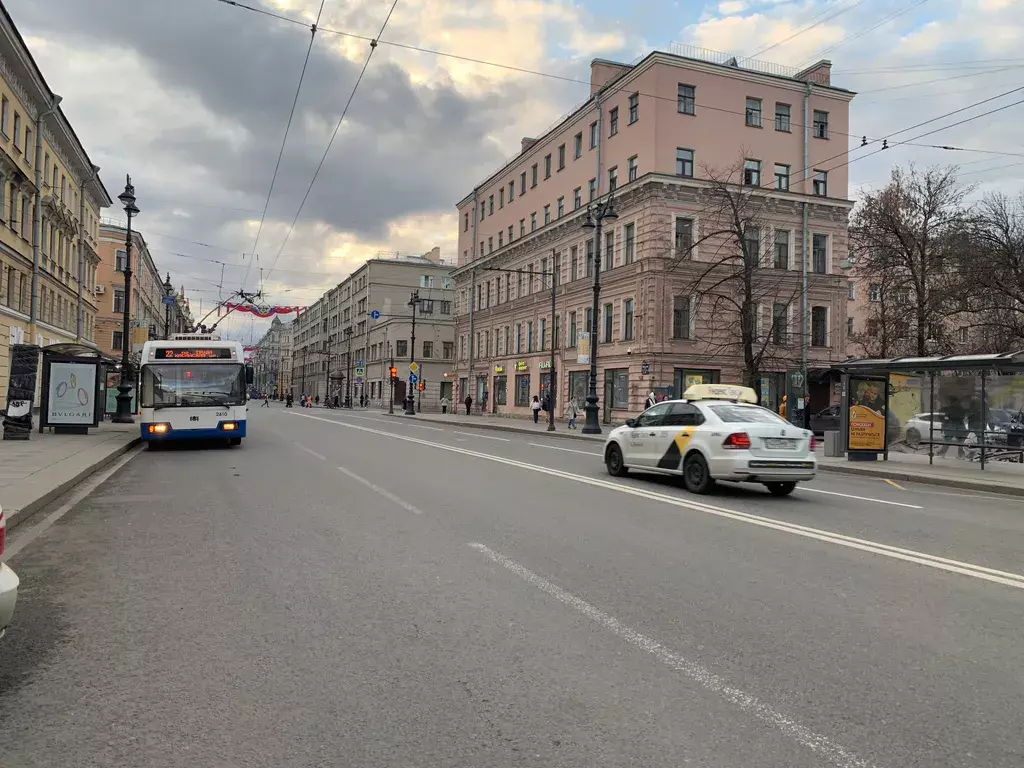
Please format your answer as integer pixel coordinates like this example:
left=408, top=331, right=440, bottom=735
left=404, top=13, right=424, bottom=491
left=795, top=59, right=832, bottom=86
left=590, top=59, right=633, bottom=95
left=521, top=137, right=538, bottom=154
left=422, top=246, right=441, bottom=263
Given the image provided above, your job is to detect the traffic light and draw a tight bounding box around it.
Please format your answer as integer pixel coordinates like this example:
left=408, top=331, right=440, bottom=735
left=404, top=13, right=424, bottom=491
left=418, top=381, right=425, bottom=392
left=389, top=366, right=398, bottom=380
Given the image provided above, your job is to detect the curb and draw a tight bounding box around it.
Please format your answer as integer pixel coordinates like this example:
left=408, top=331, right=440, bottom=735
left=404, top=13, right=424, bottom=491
left=383, top=413, right=604, bottom=443
left=817, top=462, right=1024, bottom=497
left=5, top=437, right=142, bottom=532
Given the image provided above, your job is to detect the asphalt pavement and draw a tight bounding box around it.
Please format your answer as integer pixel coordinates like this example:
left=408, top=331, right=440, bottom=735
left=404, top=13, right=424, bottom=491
left=1, top=403, right=1021, bottom=767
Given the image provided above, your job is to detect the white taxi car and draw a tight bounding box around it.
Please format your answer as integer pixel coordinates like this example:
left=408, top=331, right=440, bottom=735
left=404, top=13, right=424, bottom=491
left=603, top=384, right=817, bottom=496
left=0, top=506, right=17, bottom=639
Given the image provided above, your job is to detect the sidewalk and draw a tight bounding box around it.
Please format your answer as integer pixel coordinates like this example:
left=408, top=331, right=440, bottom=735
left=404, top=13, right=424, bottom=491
left=0, top=422, right=140, bottom=530
left=386, top=410, right=1024, bottom=496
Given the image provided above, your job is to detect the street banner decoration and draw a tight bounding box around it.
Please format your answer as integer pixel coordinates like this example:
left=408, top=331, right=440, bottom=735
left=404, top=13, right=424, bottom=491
left=847, top=376, right=887, bottom=452
left=222, top=303, right=303, bottom=319
left=576, top=332, right=591, bottom=365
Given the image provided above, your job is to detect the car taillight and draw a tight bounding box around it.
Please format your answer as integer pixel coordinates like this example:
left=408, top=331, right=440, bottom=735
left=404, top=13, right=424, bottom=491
left=722, top=432, right=751, bottom=449
left=810, top=435, right=818, bottom=450
left=0, top=511, right=5, bottom=557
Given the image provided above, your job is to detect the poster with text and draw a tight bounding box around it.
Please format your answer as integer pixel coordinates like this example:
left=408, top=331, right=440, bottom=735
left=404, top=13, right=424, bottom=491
left=47, top=361, right=97, bottom=425
left=576, top=332, right=591, bottom=365
left=848, top=377, right=886, bottom=451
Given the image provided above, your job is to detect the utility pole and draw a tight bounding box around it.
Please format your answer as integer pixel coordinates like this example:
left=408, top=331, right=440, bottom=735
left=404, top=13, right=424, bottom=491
left=388, top=348, right=395, bottom=415
left=345, top=327, right=353, bottom=407
left=548, top=250, right=557, bottom=432
left=405, top=290, right=420, bottom=415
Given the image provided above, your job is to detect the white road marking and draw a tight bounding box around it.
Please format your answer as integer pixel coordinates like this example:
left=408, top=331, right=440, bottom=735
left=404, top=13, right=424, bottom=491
left=799, top=487, right=922, bottom=509
left=454, top=431, right=510, bottom=442
left=287, top=412, right=1024, bottom=589
left=336, top=465, right=424, bottom=515
left=294, top=443, right=327, bottom=461
left=5, top=447, right=143, bottom=560
left=469, top=542, right=879, bottom=768
left=529, top=442, right=603, bottom=457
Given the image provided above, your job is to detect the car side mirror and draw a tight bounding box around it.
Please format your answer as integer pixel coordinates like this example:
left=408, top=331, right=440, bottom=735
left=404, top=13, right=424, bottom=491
left=625, top=418, right=637, bottom=428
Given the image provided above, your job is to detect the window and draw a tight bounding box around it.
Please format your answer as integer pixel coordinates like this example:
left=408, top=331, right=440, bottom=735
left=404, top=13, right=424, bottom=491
left=489, top=195, right=494, bottom=214
left=585, top=307, right=594, bottom=337
left=488, top=236, right=493, bottom=253
left=480, top=202, right=485, bottom=221
left=569, top=246, right=578, bottom=281
left=12, top=112, right=20, bottom=150
left=848, top=282, right=855, bottom=300
left=520, top=171, right=526, bottom=195
left=676, top=148, right=694, bottom=178
left=499, top=188, right=504, bottom=209
left=848, top=317, right=855, bottom=338
left=421, top=299, right=435, bottom=315
left=773, top=230, right=789, bottom=269
left=574, top=132, right=583, bottom=158
left=812, top=234, right=828, bottom=273
left=624, top=223, right=635, bottom=264
left=744, top=159, right=761, bottom=186
left=557, top=197, right=564, bottom=217
left=813, top=170, right=828, bottom=196
left=115, top=249, right=128, bottom=272
left=608, top=166, right=618, bottom=193
left=774, top=163, right=790, bottom=191
left=498, top=232, right=503, bottom=248
left=527, top=321, right=534, bottom=352
left=0, top=96, right=7, bottom=137
left=586, top=240, right=594, bottom=276
left=24, top=127, right=31, bottom=164
left=604, top=231, right=614, bottom=271
left=628, top=93, right=639, bottom=123
left=515, top=374, right=531, bottom=407
left=463, top=212, right=469, bottom=232
left=869, top=283, right=881, bottom=302
left=678, top=83, right=695, bottom=115
left=957, top=327, right=969, bottom=343
left=672, top=295, right=691, bottom=339
left=544, top=154, right=551, bottom=179
left=745, top=97, right=762, bottom=127
left=589, top=121, right=598, bottom=149
left=520, top=218, right=525, bottom=237
left=743, top=226, right=760, bottom=266
left=569, top=311, right=577, bottom=346
left=811, top=306, right=828, bottom=347
left=573, top=187, right=582, bottom=210
left=813, top=110, right=829, bottom=139
left=772, top=303, right=788, bottom=345
left=531, top=164, right=538, bottom=188
left=603, top=303, right=613, bottom=343
left=674, top=217, right=693, bottom=255
left=396, top=340, right=409, bottom=357
left=508, top=225, right=514, bottom=242
left=588, top=178, right=597, bottom=201
left=509, top=180, right=515, bottom=202
left=628, top=155, right=638, bottom=182
left=540, top=318, right=547, bottom=351
left=544, top=205, right=550, bottom=225
left=423, top=341, right=434, bottom=358
left=775, top=103, right=791, bottom=132
left=112, top=330, right=124, bottom=351
left=623, top=299, right=634, bottom=341
left=515, top=323, right=522, bottom=353
left=609, top=107, right=619, bottom=136
left=530, top=212, right=537, bottom=231
left=554, top=313, right=560, bottom=349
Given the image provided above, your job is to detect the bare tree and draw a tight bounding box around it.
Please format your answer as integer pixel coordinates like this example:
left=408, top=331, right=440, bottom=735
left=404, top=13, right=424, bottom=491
left=850, top=165, right=972, bottom=355
left=670, top=158, right=803, bottom=391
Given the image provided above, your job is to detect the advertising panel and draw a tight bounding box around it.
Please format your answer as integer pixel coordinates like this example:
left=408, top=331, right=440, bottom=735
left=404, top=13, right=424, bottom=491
left=848, top=376, right=887, bottom=452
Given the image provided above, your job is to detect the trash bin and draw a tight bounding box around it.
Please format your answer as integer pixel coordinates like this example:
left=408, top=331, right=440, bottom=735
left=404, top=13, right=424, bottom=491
left=824, top=430, right=843, bottom=457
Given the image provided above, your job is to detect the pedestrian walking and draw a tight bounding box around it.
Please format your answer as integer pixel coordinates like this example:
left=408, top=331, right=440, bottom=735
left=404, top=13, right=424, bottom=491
left=778, top=395, right=787, bottom=420
left=645, top=391, right=657, bottom=410
left=441, top=396, right=450, bottom=414
left=542, top=391, right=551, bottom=415
left=531, top=394, right=542, bottom=424
left=314, top=394, right=320, bottom=406
left=261, top=393, right=271, bottom=408
left=566, top=396, right=578, bottom=429
left=464, top=394, right=473, bottom=415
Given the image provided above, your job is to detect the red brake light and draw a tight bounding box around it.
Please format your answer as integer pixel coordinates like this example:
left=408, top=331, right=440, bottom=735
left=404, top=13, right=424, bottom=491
left=0, top=511, right=6, bottom=557
left=723, top=432, right=751, bottom=449
left=810, top=435, right=818, bottom=450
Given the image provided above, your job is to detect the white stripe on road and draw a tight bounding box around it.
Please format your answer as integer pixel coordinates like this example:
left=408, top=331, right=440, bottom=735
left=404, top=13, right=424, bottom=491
left=470, top=541, right=880, bottom=768
left=286, top=411, right=1024, bottom=590
left=294, top=443, right=327, bottom=461
left=799, top=487, right=922, bottom=509
left=454, top=431, right=510, bottom=442
left=336, top=465, right=424, bottom=515
left=529, top=442, right=603, bottom=457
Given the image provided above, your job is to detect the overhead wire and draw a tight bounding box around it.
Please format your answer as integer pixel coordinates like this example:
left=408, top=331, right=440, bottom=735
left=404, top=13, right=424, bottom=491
left=798, top=0, right=933, bottom=67
left=749, top=0, right=873, bottom=60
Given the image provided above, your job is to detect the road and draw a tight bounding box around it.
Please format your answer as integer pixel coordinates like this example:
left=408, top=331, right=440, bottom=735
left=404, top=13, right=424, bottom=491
left=2, top=404, right=1022, bottom=767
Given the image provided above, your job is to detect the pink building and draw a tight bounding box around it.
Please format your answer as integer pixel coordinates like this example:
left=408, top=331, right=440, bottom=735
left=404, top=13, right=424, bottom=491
left=453, top=47, right=856, bottom=423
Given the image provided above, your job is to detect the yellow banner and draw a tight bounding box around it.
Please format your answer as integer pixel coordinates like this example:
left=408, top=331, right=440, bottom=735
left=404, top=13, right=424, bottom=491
left=848, top=405, right=885, bottom=451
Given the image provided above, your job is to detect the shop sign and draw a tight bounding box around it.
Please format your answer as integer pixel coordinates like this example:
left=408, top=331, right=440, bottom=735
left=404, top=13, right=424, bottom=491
left=539, top=360, right=552, bottom=370
left=493, top=364, right=505, bottom=374
left=514, top=360, right=529, bottom=372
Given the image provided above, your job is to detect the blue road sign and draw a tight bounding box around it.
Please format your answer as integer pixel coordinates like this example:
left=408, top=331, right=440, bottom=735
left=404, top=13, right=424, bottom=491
left=369, top=310, right=381, bottom=319
left=641, top=360, right=650, bottom=376
left=409, top=373, right=419, bottom=384
left=356, top=360, right=364, bottom=366
left=161, top=295, right=176, bottom=306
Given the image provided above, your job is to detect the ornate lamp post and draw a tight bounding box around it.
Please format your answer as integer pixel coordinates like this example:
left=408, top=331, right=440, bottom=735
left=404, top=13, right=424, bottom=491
left=405, top=290, right=420, bottom=415
left=579, top=194, right=617, bottom=435
left=112, top=176, right=140, bottom=424
left=163, top=273, right=174, bottom=339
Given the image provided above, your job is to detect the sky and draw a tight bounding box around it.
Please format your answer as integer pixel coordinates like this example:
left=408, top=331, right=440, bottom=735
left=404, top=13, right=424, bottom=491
left=8, top=0, right=1023, bottom=342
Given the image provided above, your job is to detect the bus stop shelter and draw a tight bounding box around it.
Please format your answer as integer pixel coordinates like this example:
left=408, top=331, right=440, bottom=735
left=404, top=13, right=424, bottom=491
left=833, top=352, right=1024, bottom=471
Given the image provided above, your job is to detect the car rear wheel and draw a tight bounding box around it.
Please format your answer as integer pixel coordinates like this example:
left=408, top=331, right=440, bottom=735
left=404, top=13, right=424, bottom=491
left=765, top=481, right=797, bottom=496
left=683, top=453, right=715, bottom=494
left=906, top=427, right=920, bottom=448
left=605, top=443, right=628, bottom=477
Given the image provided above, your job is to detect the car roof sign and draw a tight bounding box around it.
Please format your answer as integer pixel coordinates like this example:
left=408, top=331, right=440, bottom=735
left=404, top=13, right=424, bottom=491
left=684, top=384, right=758, bottom=404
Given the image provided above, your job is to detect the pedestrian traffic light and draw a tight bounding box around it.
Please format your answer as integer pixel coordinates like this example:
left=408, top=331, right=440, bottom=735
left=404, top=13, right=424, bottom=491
left=389, top=366, right=398, bottom=379
left=418, top=381, right=425, bottom=392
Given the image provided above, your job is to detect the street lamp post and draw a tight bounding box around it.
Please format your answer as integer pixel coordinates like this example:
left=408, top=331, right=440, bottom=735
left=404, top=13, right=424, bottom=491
left=345, top=327, right=353, bottom=408
left=112, top=175, right=140, bottom=424
left=405, top=290, right=420, bottom=415
left=163, top=272, right=173, bottom=340
left=580, top=194, right=617, bottom=435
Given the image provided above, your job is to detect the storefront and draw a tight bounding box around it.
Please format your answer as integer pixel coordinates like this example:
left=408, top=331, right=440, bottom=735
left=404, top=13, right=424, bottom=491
left=492, top=365, right=507, bottom=411
left=514, top=361, right=531, bottom=407
left=673, top=368, right=721, bottom=398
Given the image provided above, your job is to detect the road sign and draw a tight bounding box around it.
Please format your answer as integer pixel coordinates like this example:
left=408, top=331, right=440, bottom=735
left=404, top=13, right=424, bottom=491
left=641, top=360, right=650, bottom=376
left=355, top=365, right=365, bottom=383
left=356, top=360, right=364, bottom=367
left=409, top=362, right=419, bottom=374
left=409, top=373, right=419, bottom=384
left=369, top=310, right=380, bottom=320
left=161, top=295, right=176, bottom=306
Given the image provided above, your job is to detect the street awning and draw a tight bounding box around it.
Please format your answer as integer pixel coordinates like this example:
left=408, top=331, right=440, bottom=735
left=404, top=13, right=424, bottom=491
left=833, top=352, right=1024, bottom=374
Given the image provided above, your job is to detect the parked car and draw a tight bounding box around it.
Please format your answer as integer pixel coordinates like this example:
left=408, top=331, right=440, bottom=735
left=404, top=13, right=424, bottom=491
left=904, top=412, right=944, bottom=447
left=809, top=405, right=841, bottom=434
left=0, top=506, right=18, bottom=640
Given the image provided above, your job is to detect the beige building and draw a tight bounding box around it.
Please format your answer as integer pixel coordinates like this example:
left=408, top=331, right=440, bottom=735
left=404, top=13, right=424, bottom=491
left=253, top=315, right=292, bottom=397
left=292, top=249, right=455, bottom=406
left=0, top=3, right=111, bottom=402
left=453, top=47, right=856, bottom=421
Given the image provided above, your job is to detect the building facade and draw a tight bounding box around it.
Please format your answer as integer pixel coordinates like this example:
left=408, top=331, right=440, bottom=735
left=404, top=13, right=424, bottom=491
left=0, top=3, right=111, bottom=402
left=253, top=315, right=292, bottom=397
left=291, top=249, right=455, bottom=407
left=453, top=48, right=855, bottom=421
